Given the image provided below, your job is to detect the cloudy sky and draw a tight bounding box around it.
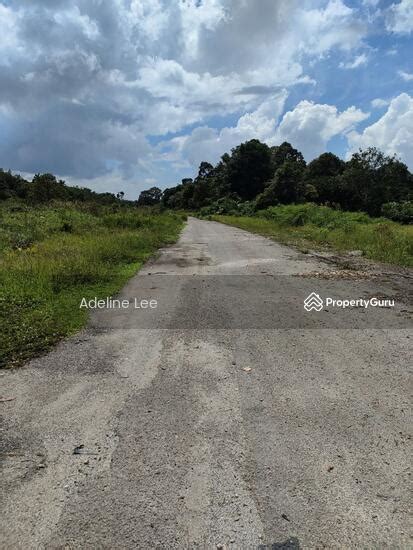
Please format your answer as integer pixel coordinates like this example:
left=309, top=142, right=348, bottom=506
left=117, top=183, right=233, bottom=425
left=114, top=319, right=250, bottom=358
left=0, top=0, right=412, bottom=198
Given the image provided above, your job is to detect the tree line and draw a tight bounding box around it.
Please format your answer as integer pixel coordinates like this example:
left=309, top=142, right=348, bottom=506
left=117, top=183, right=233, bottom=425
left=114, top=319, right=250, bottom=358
left=0, top=171, right=129, bottom=206
left=2, top=139, right=412, bottom=222
left=139, top=140, right=413, bottom=222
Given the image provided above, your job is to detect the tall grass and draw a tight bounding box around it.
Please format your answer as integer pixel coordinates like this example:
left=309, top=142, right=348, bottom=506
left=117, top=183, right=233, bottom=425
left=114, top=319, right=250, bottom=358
left=0, top=202, right=185, bottom=368
left=212, top=203, right=413, bottom=267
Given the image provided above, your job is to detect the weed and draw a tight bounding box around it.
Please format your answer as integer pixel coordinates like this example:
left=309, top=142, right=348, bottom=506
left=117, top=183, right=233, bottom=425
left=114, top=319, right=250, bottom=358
left=0, top=202, right=185, bottom=368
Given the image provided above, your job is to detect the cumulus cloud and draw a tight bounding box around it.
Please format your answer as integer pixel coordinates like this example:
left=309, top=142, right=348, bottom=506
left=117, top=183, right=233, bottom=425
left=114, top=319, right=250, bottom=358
left=386, top=0, right=413, bottom=33
left=166, top=95, right=369, bottom=168
left=274, top=101, right=369, bottom=160
left=166, top=92, right=288, bottom=168
left=347, top=93, right=413, bottom=169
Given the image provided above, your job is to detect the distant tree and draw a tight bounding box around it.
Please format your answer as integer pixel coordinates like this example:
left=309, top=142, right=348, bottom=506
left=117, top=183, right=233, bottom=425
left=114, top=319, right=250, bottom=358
left=303, top=183, right=319, bottom=202
left=255, top=159, right=306, bottom=209
left=207, top=156, right=231, bottom=200
left=116, top=191, right=125, bottom=200
left=0, top=169, right=27, bottom=200
left=306, top=152, right=345, bottom=179
left=159, top=141, right=412, bottom=216
left=197, top=161, right=214, bottom=179
left=26, top=173, right=67, bottom=203
left=160, top=179, right=196, bottom=209
left=192, top=180, right=210, bottom=209
left=339, top=148, right=412, bottom=215
left=190, top=162, right=216, bottom=209
left=161, top=185, right=180, bottom=208
left=305, top=153, right=345, bottom=205
left=137, top=186, right=162, bottom=206
left=381, top=201, right=413, bottom=223
left=270, top=142, right=305, bottom=172
left=254, top=182, right=279, bottom=210
left=272, top=159, right=306, bottom=205
left=227, top=139, right=273, bottom=200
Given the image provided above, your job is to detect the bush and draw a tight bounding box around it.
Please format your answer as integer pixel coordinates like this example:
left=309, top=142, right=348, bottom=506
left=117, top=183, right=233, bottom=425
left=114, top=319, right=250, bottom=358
left=381, top=201, right=413, bottom=224
left=259, top=203, right=378, bottom=229
left=199, top=197, right=241, bottom=216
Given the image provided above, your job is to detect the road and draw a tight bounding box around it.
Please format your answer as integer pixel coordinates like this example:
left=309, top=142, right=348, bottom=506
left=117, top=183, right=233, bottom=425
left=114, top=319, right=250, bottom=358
left=1, top=217, right=412, bottom=549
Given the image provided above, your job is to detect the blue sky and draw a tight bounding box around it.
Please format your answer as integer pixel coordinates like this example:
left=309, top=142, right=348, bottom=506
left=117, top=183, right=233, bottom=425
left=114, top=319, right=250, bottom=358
left=0, top=0, right=412, bottom=198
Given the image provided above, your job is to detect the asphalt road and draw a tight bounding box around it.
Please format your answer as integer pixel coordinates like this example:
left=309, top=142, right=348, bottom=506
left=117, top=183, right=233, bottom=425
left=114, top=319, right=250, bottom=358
left=1, top=217, right=412, bottom=549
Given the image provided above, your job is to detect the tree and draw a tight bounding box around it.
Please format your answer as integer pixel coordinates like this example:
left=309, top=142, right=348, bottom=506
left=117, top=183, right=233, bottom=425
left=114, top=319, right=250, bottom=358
left=381, top=201, right=413, bottom=223
left=137, top=186, right=162, bottom=206
left=227, top=139, right=273, bottom=200
left=116, top=191, right=125, bottom=200
left=270, top=142, right=305, bottom=172
left=255, top=159, right=306, bottom=209
left=305, top=153, right=345, bottom=205
left=0, top=169, right=27, bottom=200
left=270, top=159, right=306, bottom=205
left=254, top=182, right=279, bottom=210
left=197, top=161, right=214, bottom=179
left=159, top=141, right=412, bottom=215
left=339, top=148, right=412, bottom=215
left=26, top=173, right=67, bottom=203
left=161, top=185, right=180, bottom=208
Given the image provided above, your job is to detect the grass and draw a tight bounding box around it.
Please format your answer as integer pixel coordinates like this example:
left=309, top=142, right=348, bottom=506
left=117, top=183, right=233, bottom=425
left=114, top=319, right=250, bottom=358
left=210, top=203, right=413, bottom=267
left=0, top=201, right=185, bottom=368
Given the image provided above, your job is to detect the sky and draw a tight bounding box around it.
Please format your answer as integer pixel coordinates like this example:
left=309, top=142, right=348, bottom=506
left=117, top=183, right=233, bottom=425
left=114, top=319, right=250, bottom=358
left=0, top=0, right=412, bottom=198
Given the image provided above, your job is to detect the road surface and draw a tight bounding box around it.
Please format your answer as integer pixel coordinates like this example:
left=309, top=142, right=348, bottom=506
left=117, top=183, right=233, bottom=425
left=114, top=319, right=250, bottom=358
left=1, top=217, right=412, bottom=549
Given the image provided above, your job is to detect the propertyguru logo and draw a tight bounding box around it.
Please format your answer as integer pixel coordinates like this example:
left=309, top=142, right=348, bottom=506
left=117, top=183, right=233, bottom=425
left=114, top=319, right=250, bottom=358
left=304, top=292, right=395, bottom=312
left=304, top=292, right=323, bottom=312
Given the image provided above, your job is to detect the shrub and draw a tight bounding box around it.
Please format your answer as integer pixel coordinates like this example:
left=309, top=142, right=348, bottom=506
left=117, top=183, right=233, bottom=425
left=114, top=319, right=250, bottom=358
left=381, top=201, right=413, bottom=224
left=259, top=203, right=378, bottom=229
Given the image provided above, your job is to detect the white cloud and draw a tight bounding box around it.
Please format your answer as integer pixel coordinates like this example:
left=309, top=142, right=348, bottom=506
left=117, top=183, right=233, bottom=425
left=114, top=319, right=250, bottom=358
left=165, top=95, right=369, bottom=169
left=166, top=91, right=288, bottom=168
left=54, top=7, right=100, bottom=40
left=295, top=0, right=366, bottom=54
left=371, top=98, right=390, bottom=108
left=274, top=100, right=369, bottom=160
left=347, top=93, right=413, bottom=169
left=386, top=0, right=413, bottom=33
left=339, top=53, right=368, bottom=69
left=398, top=69, right=413, bottom=81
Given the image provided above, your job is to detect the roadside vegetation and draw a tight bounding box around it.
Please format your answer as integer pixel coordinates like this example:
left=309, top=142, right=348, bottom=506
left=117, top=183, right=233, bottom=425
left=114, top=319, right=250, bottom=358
left=210, top=204, right=413, bottom=267
left=0, top=197, right=184, bottom=368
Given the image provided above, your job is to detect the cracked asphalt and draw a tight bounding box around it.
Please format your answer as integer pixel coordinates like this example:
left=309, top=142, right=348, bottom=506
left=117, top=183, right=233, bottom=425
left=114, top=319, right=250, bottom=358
left=1, top=217, right=412, bottom=549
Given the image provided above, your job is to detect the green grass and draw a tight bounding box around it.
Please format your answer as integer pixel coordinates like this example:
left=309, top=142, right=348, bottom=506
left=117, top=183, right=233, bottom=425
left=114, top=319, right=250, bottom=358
left=0, top=202, right=185, bottom=368
left=211, top=203, right=413, bottom=267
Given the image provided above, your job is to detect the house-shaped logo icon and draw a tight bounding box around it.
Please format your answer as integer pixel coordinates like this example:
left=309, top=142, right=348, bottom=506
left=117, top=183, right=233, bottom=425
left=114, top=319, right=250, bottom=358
left=304, top=292, right=323, bottom=312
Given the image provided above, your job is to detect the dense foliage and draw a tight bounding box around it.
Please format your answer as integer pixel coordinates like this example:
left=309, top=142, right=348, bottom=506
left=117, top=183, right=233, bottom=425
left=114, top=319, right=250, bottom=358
left=152, top=141, right=412, bottom=222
